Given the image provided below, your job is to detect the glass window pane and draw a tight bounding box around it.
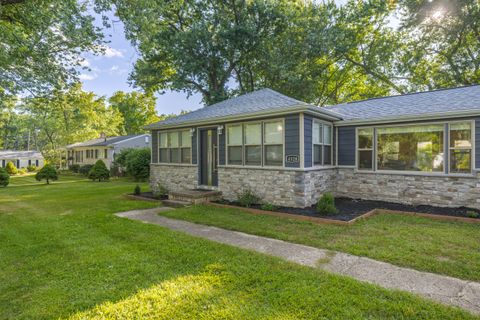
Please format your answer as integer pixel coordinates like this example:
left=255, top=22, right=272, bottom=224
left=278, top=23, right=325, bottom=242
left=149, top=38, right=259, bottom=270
left=450, top=122, right=472, bottom=148
left=377, top=124, right=444, bottom=172
left=324, top=145, right=332, bottom=165
left=314, top=145, right=322, bottom=165
left=159, top=133, right=168, bottom=148
left=313, top=122, right=322, bottom=144
left=228, top=146, right=242, bottom=165
left=181, top=148, right=191, bottom=163
left=324, top=125, right=332, bottom=145
left=264, top=121, right=283, bottom=144
left=228, top=125, right=242, bottom=145
left=245, top=146, right=261, bottom=166
left=159, top=148, right=168, bottom=162
left=450, top=149, right=471, bottom=173
left=358, top=128, right=373, bottom=149
left=170, top=148, right=180, bottom=163
left=244, top=123, right=262, bottom=145
left=265, top=145, right=283, bottom=166
left=169, top=132, right=179, bottom=148
left=181, top=130, right=191, bottom=147
left=358, top=150, right=373, bottom=170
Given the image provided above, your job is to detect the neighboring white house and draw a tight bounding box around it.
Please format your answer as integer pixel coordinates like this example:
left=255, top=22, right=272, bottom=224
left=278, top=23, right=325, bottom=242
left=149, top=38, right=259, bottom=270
left=0, top=150, right=45, bottom=169
left=65, top=133, right=151, bottom=169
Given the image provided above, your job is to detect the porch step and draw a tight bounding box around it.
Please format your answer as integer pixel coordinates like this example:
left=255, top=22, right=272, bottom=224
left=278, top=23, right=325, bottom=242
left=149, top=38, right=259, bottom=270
left=168, top=189, right=222, bottom=205
left=162, top=199, right=191, bottom=208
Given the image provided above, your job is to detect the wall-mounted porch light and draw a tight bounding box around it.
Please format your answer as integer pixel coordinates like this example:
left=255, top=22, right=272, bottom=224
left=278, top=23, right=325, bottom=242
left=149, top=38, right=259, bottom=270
left=217, top=125, right=224, bottom=135
left=190, top=128, right=196, bottom=136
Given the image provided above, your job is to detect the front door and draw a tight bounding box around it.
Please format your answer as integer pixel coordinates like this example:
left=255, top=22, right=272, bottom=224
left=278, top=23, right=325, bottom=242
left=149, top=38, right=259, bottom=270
left=199, top=128, right=218, bottom=186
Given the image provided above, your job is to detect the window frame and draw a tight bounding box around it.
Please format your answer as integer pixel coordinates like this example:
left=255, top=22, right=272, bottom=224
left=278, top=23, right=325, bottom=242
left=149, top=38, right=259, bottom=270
left=355, top=120, right=475, bottom=175
left=157, top=129, right=192, bottom=165
left=243, top=121, right=263, bottom=166
left=226, top=123, right=244, bottom=166
left=355, top=127, right=374, bottom=171
left=312, top=120, right=333, bottom=167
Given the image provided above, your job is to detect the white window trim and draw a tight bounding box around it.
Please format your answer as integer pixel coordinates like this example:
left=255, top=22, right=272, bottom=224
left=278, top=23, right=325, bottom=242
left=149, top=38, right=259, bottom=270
left=312, top=120, right=333, bottom=168
left=243, top=121, right=262, bottom=166
left=355, top=127, right=374, bottom=171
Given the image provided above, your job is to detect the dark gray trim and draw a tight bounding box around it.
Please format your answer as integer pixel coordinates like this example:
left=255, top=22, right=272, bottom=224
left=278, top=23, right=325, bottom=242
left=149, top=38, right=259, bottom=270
left=191, top=128, right=198, bottom=165
left=476, top=119, right=480, bottom=169
left=151, top=130, right=158, bottom=163
left=444, top=123, right=449, bottom=174
left=285, top=115, right=300, bottom=168
left=304, top=115, right=313, bottom=167
left=219, top=124, right=226, bottom=165
left=337, top=126, right=356, bottom=166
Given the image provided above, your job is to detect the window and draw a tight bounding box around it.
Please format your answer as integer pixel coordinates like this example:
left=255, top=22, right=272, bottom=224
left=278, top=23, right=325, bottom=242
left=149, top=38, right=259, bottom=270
left=104, top=149, right=108, bottom=159
left=95, top=149, right=99, bottom=159
left=449, top=122, right=472, bottom=173
left=357, top=128, right=373, bottom=170
left=313, top=121, right=332, bottom=166
left=158, top=130, right=191, bottom=164
left=264, top=120, right=283, bottom=166
left=227, top=124, right=243, bottom=165
left=377, top=124, right=444, bottom=172
left=244, top=123, right=262, bottom=166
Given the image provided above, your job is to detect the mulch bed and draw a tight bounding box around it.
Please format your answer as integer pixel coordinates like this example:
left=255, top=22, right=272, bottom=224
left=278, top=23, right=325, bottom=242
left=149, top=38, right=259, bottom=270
left=215, top=197, right=480, bottom=222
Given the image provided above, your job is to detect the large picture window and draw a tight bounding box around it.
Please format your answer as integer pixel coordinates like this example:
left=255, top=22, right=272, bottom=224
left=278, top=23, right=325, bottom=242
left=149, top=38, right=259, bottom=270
left=313, top=121, right=332, bottom=166
left=356, top=121, right=473, bottom=174
left=158, top=130, right=191, bottom=164
left=226, top=119, right=284, bottom=167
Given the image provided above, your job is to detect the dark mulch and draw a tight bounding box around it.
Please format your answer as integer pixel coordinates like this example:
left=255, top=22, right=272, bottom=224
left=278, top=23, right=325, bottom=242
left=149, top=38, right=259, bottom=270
left=130, top=192, right=168, bottom=200
left=215, top=198, right=480, bottom=222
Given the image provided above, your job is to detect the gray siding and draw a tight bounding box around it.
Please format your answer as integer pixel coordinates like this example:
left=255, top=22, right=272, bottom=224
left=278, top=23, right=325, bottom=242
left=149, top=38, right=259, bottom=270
left=337, top=126, right=356, bottom=166
left=304, top=115, right=313, bottom=167
left=476, top=119, right=480, bottom=169
left=219, top=125, right=226, bottom=165
left=151, top=130, right=158, bottom=163
left=113, top=134, right=151, bottom=154
left=285, top=115, right=300, bottom=168
left=192, top=128, right=197, bottom=165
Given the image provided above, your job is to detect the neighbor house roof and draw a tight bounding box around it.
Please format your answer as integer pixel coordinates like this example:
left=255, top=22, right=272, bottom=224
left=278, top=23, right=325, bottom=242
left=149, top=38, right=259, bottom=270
left=66, top=134, right=148, bottom=148
left=146, top=88, right=342, bottom=129
left=326, top=85, right=480, bottom=124
left=0, top=150, right=43, bottom=159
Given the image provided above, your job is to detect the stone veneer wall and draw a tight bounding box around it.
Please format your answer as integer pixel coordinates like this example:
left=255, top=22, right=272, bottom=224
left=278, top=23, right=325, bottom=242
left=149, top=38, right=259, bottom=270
left=150, top=164, right=198, bottom=193
left=336, top=168, right=480, bottom=209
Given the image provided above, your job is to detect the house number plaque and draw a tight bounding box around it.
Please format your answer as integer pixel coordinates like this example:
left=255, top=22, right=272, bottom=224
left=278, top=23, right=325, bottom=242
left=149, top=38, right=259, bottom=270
left=285, top=155, right=299, bottom=163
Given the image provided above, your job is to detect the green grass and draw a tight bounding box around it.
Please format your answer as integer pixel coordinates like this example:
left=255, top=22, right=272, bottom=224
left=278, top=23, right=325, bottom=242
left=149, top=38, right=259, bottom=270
left=8, top=173, right=86, bottom=186
left=161, top=205, right=480, bottom=282
left=0, top=176, right=478, bottom=319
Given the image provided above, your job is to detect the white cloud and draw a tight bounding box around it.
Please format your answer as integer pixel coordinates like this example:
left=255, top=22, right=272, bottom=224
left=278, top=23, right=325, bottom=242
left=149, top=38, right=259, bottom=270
left=78, top=73, right=97, bottom=81
left=79, top=58, right=90, bottom=67
left=103, top=46, right=124, bottom=58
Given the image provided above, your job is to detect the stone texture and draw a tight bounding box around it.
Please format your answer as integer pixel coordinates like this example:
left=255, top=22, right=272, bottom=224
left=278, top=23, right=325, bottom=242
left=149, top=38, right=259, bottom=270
left=150, top=164, right=198, bottom=193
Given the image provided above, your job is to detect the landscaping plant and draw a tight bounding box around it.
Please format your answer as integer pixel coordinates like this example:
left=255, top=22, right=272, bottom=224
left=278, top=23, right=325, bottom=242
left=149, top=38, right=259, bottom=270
left=316, top=193, right=338, bottom=215
left=237, top=188, right=261, bottom=208
left=35, top=164, right=58, bottom=184
left=18, top=168, right=27, bottom=175
left=26, top=165, right=37, bottom=172
left=79, top=165, right=94, bottom=176
left=69, top=164, right=80, bottom=173
left=6, top=161, right=18, bottom=175
left=260, top=202, right=278, bottom=211
left=153, top=182, right=169, bottom=198
left=88, top=160, right=110, bottom=182
left=466, top=211, right=479, bottom=219
left=0, top=167, right=10, bottom=187
left=125, top=148, right=151, bottom=181
left=134, top=184, right=141, bottom=195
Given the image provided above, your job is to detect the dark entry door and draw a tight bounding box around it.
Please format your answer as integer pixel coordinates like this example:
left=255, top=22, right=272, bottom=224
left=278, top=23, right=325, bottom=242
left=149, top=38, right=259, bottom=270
left=199, top=128, right=218, bottom=186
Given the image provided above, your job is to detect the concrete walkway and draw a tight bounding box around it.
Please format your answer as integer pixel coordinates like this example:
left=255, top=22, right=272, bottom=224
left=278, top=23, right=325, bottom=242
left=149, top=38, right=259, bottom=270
left=116, top=208, right=480, bottom=315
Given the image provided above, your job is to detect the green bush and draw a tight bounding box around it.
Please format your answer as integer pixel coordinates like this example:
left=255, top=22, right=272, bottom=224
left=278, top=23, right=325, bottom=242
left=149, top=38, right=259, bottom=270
left=79, top=164, right=93, bottom=176
left=0, top=168, right=9, bottom=187
left=237, top=188, right=260, bottom=208
left=88, top=160, right=110, bottom=181
left=69, top=164, right=80, bottom=173
left=18, top=168, right=27, bottom=175
left=125, top=148, right=151, bottom=181
left=6, top=161, right=17, bottom=175
left=113, top=148, right=134, bottom=168
left=466, top=211, right=479, bottom=218
left=153, top=182, right=169, bottom=198
left=260, top=202, right=278, bottom=211
left=35, top=164, right=58, bottom=184
left=134, top=185, right=141, bottom=195
left=316, top=193, right=338, bottom=215
left=26, top=165, right=37, bottom=172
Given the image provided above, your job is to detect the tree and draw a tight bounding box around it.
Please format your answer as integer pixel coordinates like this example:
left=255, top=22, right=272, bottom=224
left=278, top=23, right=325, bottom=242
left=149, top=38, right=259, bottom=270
left=109, top=91, right=160, bottom=134
left=88, top=160, right=110, bottom=181
left=35, top=164, right=58, bottom=184
left=0, top=0, right=106, bottom=96
left=0, top=167, right=9, bottom=187
left=5, top=161, right=17, bottom=175
left=125, top=148, right=150, bottom=181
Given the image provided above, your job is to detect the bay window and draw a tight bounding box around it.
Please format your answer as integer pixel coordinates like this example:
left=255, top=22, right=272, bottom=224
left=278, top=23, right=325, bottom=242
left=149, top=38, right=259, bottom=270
left=313, top=121, right=332, bottom=166
left=158, top=130, right=192, bottom=164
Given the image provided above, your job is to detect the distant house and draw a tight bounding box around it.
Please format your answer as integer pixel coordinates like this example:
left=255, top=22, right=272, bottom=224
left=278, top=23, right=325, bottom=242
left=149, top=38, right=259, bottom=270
left=65, top=133, right=151, bottom=169
left=0, top=150, right=44, bottom=169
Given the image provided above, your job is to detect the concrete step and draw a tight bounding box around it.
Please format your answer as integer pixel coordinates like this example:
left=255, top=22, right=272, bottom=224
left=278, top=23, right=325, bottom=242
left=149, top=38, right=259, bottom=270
left=162, top=199, right=191, bottom=208
left=169, top=189, right=222, bottom=204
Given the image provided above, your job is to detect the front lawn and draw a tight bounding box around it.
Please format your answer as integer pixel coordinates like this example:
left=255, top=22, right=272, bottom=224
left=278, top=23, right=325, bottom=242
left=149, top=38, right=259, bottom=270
left=161, top=204, right=480, bottom=282
left=0, top=177, right=477, bottom=319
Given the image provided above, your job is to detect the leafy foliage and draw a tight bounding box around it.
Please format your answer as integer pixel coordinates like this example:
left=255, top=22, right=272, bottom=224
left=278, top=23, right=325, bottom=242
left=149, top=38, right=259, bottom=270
left=134, top=184, right=141, bottom=195
left=125, top=148, right=151, bottom=181
left=35, top=164, right=58, bottom=184
left=26, top=165, right=36, bottom=172
left=316, top=193, right=338, bottom=216
left=236, top=188, right=261, bottom=208
left=69, top=164, right=80, bottom=173
left=5, top=161, right=17, bottom=175
left=153, top=182, right=169, bottom=198
left=79, top=165, right=93, bottom=176
left=0, top=167, right=9, bottom=187
left=260, top=202, right=278, bottom=211
left=88, top=160, right=110, bottom=182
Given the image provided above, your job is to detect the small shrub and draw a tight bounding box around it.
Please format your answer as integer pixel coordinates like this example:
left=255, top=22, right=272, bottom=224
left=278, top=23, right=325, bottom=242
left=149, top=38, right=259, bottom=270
left=18, top=168, right=27, bottom=175
left=6, top=161, right=17, bottom=175
left=35, top=164, right=58, bottom=184
left=88, top=160, right=110, bottom=182
left=0, top=168, right=9, bottom=187
left=260, top=202, right=278, bottom=211
left=153, top=182, right=169, bottom=198
left=125, top=148, right=151, bottom=181
left=466, top=210, right=479, bottom=218
left=237, top=188, right=261, bottom=208
left=316, top=193, right=338, bottom=215
left=79, top=164, right=93, bottom=176
left=134, top=185, right=141, bottom=195
left=26, top=165, right=37, bottom=172
left=69, top=164, right=80, bottom=173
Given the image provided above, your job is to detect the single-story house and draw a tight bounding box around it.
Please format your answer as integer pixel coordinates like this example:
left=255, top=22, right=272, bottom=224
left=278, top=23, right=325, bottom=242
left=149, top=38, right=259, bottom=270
left=65, top=133, right=151, bottom=169
left=0, top=150, right=44, bottom=169
left=146, top=85, right=480, bottom=209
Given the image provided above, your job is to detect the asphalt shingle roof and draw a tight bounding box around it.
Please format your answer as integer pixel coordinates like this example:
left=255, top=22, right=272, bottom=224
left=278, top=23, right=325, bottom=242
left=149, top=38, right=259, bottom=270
left=325, top=85, right=480, bottom=121
left=66, top=135, right=146, bottom=148
left=0, top=150, right=43, bottom=158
